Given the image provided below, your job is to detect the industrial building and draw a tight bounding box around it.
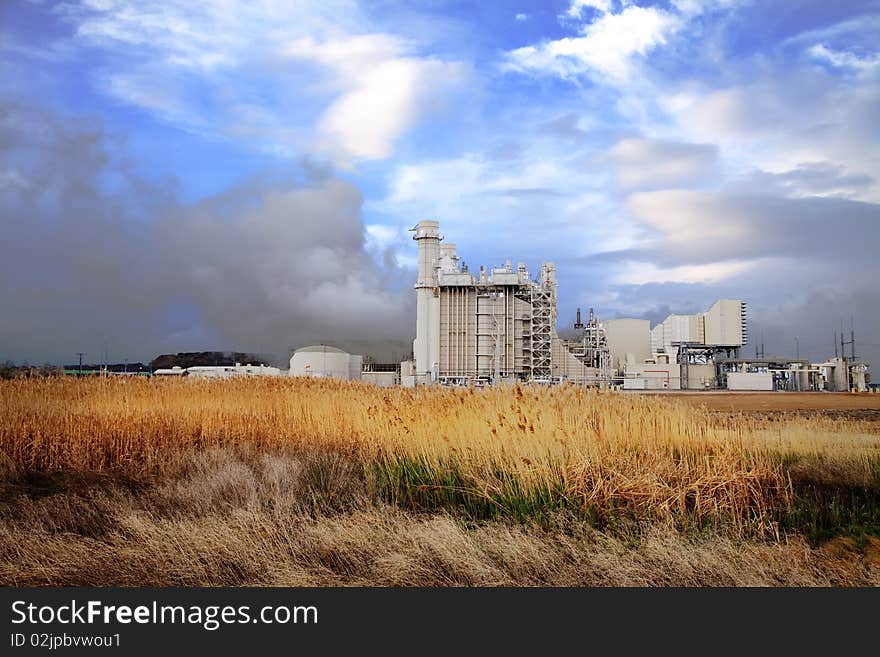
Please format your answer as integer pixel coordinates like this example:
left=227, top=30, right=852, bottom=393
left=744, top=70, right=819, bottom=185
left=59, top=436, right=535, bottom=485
left=409, top=220, right=608, bottom=385
left=406, top=220, right=870, bottom=391
left=150, top=221, right=871, bottom=392
left=650, top=299, right=747, bottom=362
left=407, top=219, right=747, bottom=387
left=153, top=363, right=282, bottom=378
left=623, top=300, right=748, bottom=390
left=361, top=362, right=400, bottom=387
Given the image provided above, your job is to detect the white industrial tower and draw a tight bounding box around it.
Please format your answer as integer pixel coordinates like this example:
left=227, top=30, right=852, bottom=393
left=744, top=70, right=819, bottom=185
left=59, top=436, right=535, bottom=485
left=411, top=220, right=442, bottom=384
left=408, top=219, right=599, bottom=385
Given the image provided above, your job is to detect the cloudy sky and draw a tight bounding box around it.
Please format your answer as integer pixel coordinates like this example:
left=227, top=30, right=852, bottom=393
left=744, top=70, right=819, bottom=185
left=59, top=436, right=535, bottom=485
left=1, top=0, right=878, bottom=366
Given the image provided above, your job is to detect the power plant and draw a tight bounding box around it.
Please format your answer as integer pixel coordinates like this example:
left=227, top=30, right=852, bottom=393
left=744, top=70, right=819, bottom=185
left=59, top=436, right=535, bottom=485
left=409, top=219, right=568, bottom=385
left=402, top=219, right=870, bottom=392
left=87, top=218, right=869, bottom=392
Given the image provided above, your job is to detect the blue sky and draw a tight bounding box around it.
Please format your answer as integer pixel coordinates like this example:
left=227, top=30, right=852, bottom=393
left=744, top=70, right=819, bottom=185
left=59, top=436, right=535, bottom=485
left=1, top=0, right=879, bottom=365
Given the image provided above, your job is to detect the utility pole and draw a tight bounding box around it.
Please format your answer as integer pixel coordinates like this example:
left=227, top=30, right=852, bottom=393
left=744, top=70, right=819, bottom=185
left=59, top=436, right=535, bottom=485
left=850, top=316, right=856, bottom=361
left=77, top=352, right=83, bottom=377
left=840, top=319, right=856, bottom=362
left=795, top=336, right=799, bottom=360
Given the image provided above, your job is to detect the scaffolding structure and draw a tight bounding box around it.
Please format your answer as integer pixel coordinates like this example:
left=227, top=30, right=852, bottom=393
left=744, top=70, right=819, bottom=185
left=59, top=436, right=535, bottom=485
left=529, top=285, right=554, bottom=380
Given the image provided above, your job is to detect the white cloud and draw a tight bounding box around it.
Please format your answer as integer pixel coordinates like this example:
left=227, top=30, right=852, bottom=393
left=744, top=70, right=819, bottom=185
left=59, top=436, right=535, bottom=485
left=660, top=87, right=774, bottom=140
left=505, top=5, right=680, bottom=81
left=283, top=35, right=466, bottom=161
left=59, top=1, right=466, bottom=163
left=614, top=260, right=756, bottom=285
left=365, top=223, right=399, bottom=247
left=606, top=138, right=719, bottom=189
left=781, top=14, right=880, bottom=52
left=657, top=70, right=880, bottom=202
left=626, top=190, right=753, bottom=248
left=564, top=0, right=611, bottom=20
left=375, top=144, right=633, bottom=270
left=103, top=72, right=206, bottom=132
left=0, top=169, right=30, bottom=191
left=809, top=44, right=880, bottom=72
left=671, top=0, right=747, bottom=18
left=515, top=13, right=528, bottom=22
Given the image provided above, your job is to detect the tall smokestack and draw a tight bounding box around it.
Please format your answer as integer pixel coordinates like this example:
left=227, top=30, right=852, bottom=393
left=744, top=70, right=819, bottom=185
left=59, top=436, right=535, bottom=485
left=410, top=220, right=442, bottom=384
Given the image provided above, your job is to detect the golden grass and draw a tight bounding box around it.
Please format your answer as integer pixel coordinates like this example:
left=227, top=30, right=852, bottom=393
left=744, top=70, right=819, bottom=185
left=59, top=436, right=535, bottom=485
left=3, top=377, right=879, bottom=535
left=7, top=507, right=878, bottom=586
left=2, top=447, right=878, bottom=586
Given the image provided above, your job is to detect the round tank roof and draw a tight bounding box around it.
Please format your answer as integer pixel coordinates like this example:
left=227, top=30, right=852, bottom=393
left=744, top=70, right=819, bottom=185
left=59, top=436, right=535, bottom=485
left=295, top=345, right=347, bottom=354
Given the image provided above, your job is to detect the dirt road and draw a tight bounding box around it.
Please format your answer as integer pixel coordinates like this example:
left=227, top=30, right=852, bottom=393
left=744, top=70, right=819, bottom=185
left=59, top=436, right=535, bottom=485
left=640, top=391, right=880, bottom=413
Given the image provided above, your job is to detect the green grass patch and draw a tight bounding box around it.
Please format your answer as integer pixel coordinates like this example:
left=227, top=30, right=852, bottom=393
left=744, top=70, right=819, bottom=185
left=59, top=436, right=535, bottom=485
left=783, top=481, right=880, bottom=543
left=367, top=456, right=583, bottom=522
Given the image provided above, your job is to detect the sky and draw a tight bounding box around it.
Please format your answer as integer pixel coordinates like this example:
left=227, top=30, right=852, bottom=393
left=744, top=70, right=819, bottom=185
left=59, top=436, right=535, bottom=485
left=1, top=0, right=879, bottom=367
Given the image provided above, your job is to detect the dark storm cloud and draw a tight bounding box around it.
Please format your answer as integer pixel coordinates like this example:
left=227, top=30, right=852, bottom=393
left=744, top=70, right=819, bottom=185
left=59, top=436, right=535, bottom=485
left=160, top=175, right=414, bottom=358
left=606, top=281, right=731, bottom=325
left=620, top=303, right=703, bottom=327
left=747, top=287, right=880, bottom=364
left=0, top=101, right=413, bottom=365
left=730, top=163, right=875, bottom=198
left=592, top=183, right=880, bottom=365
left=605, top=271, right=880, bottom=367
left=0, top=100, right=177, bottom=363
left=572, top=248, right=653, bottom=266
left=624, top=190, right=880, bottom=266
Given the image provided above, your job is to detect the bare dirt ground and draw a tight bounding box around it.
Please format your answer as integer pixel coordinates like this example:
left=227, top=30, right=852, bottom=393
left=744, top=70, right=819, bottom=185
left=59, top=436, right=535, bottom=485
left=643, top=391, right=880, bottom=412
left=636, top=391, right=880, bottom=424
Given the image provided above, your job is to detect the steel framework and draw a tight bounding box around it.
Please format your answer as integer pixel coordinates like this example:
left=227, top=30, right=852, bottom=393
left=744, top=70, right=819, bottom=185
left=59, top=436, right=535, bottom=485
left=530, top=286, right=554, bottom=379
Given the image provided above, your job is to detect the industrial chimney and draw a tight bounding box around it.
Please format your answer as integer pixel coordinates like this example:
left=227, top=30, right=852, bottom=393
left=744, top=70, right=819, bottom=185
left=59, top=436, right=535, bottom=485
left=410, top=220, right=442, bottom=384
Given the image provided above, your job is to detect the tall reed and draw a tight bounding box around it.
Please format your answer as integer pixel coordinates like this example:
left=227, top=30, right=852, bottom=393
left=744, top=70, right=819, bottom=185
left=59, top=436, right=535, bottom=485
left=2, top=377, right=877, bottom=533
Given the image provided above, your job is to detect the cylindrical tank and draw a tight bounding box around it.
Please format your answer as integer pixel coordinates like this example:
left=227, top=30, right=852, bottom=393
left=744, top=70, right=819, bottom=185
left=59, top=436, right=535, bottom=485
left=289, top=346, right=359, bottom=380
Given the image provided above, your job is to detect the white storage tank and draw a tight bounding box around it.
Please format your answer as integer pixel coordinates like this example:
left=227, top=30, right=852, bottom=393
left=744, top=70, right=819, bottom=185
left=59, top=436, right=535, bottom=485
left=289, top=345, right=362, bottom=381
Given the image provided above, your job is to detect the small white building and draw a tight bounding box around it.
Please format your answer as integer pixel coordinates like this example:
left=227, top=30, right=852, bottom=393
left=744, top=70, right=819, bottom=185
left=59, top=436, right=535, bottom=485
left=362, top=371, right=399, bottom=387
left=727, top=371, right=774, bottom=391
left=289, top=345, right=362, bottom=381
left=154, top=366, right=187, bottom=376
left=186, top=363, right=281, bottom=379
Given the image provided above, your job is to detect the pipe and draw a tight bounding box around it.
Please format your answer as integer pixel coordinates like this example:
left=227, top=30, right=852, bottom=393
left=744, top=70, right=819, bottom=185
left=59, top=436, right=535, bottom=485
left=642, top=369, right=671, bottom=386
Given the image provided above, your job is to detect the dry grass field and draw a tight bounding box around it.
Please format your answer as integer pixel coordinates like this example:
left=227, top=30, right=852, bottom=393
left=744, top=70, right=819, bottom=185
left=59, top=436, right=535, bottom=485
left=1, top=377, right=879, bottom=586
